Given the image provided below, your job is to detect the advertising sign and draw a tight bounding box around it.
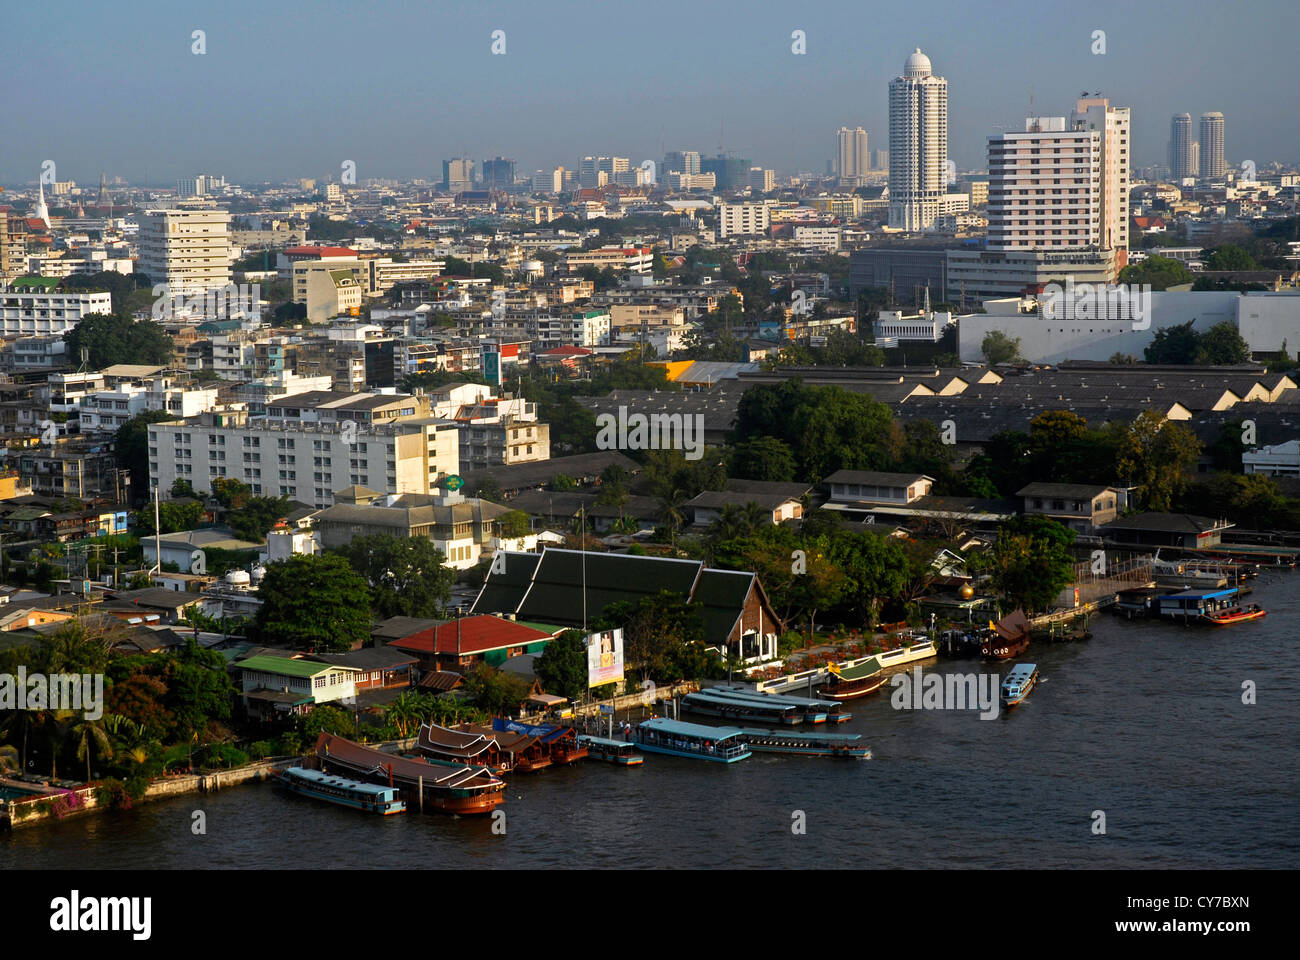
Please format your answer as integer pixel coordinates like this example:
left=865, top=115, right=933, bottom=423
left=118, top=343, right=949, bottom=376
left=586, top=628, right=624, bottom=688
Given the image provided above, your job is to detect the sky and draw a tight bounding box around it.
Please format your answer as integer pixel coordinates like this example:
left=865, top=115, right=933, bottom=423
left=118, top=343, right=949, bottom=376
left=4, top=0, right=1298, bottom=187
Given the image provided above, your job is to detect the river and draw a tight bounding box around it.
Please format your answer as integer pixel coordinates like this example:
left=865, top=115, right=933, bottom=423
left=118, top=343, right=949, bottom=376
left=3, top=574, right=1297, bottom=869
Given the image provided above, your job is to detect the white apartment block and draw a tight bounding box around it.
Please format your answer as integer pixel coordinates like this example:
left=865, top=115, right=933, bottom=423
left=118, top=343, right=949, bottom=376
left=718, top=202, right=771, bottom=238
left=79, top=377, right=220, bottom=433
left=2, top=283, right=113, bottom=337
left=837, top=127, right=869, bottom=183
left=148, top=403, right=460, bottom=508
left=534, top=310, right=611, bottom=348
left=562, top=247, right=653, bottom=275
left=665, top=172, right=715, bottom=191
left=987, top=117, right=1103, bottom=250
left=138, top=208, right=232, bottom=295
left=888, top=49, right=949, bottom=231
left=793, top=225, right=842, bottom=252
left=1074, top=96, right=1130, bottom=255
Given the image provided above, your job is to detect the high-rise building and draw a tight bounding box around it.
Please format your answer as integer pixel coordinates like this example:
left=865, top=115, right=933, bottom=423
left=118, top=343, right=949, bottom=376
left=1199, top=112, right=1226, bottom=179
left=481, top=157, right=516, bottom=190
left=987, top=117, right=1100, bottom=251
left=1073, top=96, right=1130, bottom=257
left=873, top=148, right=890, bottom=171
left=837, top=126, right=869, bottom=184
left=531, top=168, right=563, bottom=194
left=718, top=202, right=770, bottom=238
left=579, top=157, right=606, bottom=189
left=663, top=151, right=701, bottom=175
left=1168, top=114, right=1195, bottom=180
left=702, top=154, right=751, bottom=192
left=442, top=158, right=474, bottom=193
left=749, top=167, right=775, bottom=192
left=138, top=208, right=231, bottom=295
left=888, top=48, right=949, bottom=231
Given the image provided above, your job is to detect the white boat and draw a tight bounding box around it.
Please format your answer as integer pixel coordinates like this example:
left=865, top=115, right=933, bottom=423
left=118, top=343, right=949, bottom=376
left=874, top=636, right=938, bottom=669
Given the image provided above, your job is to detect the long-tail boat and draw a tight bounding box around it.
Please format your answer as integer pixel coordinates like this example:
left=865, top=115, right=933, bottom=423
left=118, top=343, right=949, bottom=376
left=817, top=657, right=886, bottom=701
left=315, top=733, right=504, bottom=815
left=1202, top=603, right=1267, bottom=626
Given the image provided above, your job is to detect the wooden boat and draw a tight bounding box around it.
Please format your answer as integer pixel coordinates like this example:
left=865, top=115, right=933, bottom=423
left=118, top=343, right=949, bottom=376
left=817, top=657, right=886, bottom=701
left=275, top=766, right=406, bottom=815
left=736, top=729, right=871, bottom=759
left=492, top=718, right=588, bottom=765
left=682, top=689, right=802, bottom=725
left=315, top=733, right=505, bottom=815
left=1202, top=604, right=1267, bottom=626
left=577, top=735, right=643, bottom=766
left=417, top=723, right=512, bottom=775
left=464, top=724, right=551, bottom=772
left=999, top=663, right=1038, bottom=708
left=706, top=685, right=850, bottom=723
left=981, top=610, right=1031, bottom=660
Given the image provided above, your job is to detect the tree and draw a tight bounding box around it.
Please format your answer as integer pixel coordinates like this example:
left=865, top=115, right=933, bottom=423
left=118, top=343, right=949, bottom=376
left=1144, top=320, right=1200, bottom=364
left=729, top=436, right=797, bottom=482
left=534, top=630, right=588, bottom=700
left=1115, top=411, right=1202, bottom=511
left=115, top=411, right=179, bottom=505
left=981, top=330, right=1022, bottom=365
left=63, top=313, right=174, bottom=368
left=498, top=510, right=531, bottom=538
left=1118, top=254, right=1192, bottom=291
left=72, top=715, right=113, bottom=783
left=988, top=516, right=1076, bottom=614
left=1203, top=243, right=1257, bottom=272
left=463, top=664, right=531, bottom=717
left=254, top=554, right=372, bottom=651
left=1196, top=321, right=1251, bottom=365
left=171, top=479, right=197, bottom=499
left=337, top=534, right=453, bottom=620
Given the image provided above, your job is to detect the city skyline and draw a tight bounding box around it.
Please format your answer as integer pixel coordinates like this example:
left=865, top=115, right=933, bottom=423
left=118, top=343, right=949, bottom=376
left=5, top=0, right=1298, bottom=186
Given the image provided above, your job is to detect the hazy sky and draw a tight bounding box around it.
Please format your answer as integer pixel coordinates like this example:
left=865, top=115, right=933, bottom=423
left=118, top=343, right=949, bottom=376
left=6, top=0, right=1297, bottom=187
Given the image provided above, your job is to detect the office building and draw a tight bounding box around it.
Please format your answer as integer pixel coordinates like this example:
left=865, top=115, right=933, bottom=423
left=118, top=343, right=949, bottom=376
left=1169, top=114, right=1195, bottom=181
left=138, top=208, right=231, bottom=295
left=442, top=158, right=474, bottom=193
left=837, top=126, right=869, bottom=185
left=1200, top=112, right=1226, bottom=179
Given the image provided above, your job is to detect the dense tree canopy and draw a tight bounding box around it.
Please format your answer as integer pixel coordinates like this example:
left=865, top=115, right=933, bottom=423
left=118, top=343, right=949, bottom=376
left=64, top=313, right=174, bottom=368
left=336, top=533, right=454, bottom=621
left=254, top=554, right=372, bottom=651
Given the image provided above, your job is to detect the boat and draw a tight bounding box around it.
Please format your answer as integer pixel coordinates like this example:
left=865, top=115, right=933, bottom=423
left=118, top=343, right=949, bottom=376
left=1157, top=587, right=1240, bottom=622
left=315, top=733, right=505, bottom=815
left=736, top=729, right=871, bottom=759
left=1202, top=603, right=1267, bottom=626
left=681, top=689, right=803, bottom=725
left=491, top=718, right=588, bottom=765
left=577, top=735, right=643, bottom=766
left=981, top=611, right=1031, bottom=660
left=633, top=718, right=751, bottom=763
left=463, top=723, right=551, bottom=772
left=817, top=657, right=887, bottom=701
left=939, top=628, right=984, bottom=658
left=274, top=766, right=406, bottom=815
left=999, top=663, right=1039, bottom=708
left=876, top=636, right=939, bottom=668
left=417, top=723, right=512, bottom=775
left=706, top=685, right=851, bottom=723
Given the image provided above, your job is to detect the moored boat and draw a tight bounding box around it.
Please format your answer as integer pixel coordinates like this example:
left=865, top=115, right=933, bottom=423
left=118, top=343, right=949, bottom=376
left=315, top=733, right=505, bottom=815
left=736, top=729, right=871, bottom=759
left=999, top=663, right=1038, bottom=708
left=634, top=718, right=751, bottom=763
left=817, top=657, right=886, bottom=701
left=275, top=766, right=406, bottom=815
left=1202, top=603, right=1267, bottom=626
left=981, top=610, right=1031, bottom=660
left=577, top=735, right=643, bottom=766
left=706, top=685, right=850, bottom=723
left=492, top=717, right=588, bottom=764
left=417, top=723, right=512, bottom=775
left=682, top=689, right=803, bottom=725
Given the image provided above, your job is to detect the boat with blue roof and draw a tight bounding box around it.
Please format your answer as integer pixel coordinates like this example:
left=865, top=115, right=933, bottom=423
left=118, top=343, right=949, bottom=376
left=634, top=718, right=751, bottom=763
left=999, top=663, right=1038, bottom=708
left=274, top=766, right=406, bottom=815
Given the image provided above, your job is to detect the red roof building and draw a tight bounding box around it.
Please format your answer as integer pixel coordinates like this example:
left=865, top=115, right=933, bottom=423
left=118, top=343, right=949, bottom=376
left=386, top=614, right=557, bottom=671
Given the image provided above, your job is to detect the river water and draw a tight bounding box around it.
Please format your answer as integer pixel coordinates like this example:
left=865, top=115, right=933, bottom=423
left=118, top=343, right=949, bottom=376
left=4, top=575, right=1297, bottom=869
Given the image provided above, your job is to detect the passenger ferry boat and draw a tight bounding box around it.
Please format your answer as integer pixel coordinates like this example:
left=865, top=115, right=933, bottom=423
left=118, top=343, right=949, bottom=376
left=275, top=766, right=406, bottom=815
left=682, top=689, right=803, bottom=725
left=315, top=733, right=505, bottom=815
left=634, top=718, right=751, bottom=763
left=1202, top=603, right=1267, bottom=626
left=981, top=611, right=1031, bottom=660
left=417, top=723, right=512, bottom=775
left=737, top=729, right=871, bottom=759
left=875, top=636, right=939, bottom=668
left=706, top=685, right=850, bottom=723
left=817, top=657, right=886, bottom=701
left=577, top=735, right=643, bottom=766
left=999, top=663, right=1038, bottom=708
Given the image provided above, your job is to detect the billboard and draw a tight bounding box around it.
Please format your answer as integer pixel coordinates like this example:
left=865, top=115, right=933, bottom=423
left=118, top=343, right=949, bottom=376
left=586, top=628, right=624, bottom=688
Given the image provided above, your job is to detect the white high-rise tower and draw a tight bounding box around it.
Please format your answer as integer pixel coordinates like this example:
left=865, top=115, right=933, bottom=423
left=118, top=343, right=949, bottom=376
left=888, top=48, right=949, bottom=231
left=1199, top=112, right=1225, bottom=179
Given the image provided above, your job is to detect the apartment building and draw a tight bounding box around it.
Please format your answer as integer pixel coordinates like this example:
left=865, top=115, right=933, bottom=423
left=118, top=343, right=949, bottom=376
left=138, top=208, right=231, bottom=294
left=718, top=203, right=770, bottom=238
left=3, top=436, right=122, bottom=500
left=2, top=279, right=113, bottom=337
left=451, top=396, right=550, bottom=471
left=79, top=376, right=220, bottom=433
left=561, top=247, right=653, bottom=275
left=148, top=397, right=459, bottom=507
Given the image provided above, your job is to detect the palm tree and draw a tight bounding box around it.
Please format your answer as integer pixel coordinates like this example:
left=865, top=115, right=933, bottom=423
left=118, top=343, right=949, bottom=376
left=0, top=744, right=19, bottom=776
left=73, top=715, right=113, bottom=784
left=43, top=710, right=77, bottom=781
left=656, top=487, right=688, bottom=551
